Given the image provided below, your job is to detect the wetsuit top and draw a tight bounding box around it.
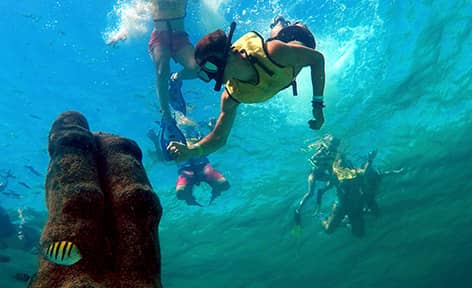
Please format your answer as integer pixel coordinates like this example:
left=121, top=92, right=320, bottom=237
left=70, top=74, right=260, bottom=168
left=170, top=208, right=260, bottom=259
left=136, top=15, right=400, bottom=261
left=152, top=0, right=187, bottom=21
left=225, top=32, right=294, bottom=104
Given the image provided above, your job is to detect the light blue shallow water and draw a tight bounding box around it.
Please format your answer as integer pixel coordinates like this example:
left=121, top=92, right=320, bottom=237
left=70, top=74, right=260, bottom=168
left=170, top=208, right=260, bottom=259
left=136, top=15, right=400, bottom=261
left=1, top=0, right=471, bottom=287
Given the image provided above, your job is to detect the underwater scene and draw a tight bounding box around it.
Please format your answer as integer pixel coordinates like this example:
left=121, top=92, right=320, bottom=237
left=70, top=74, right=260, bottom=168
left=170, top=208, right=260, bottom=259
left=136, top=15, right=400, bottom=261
left=1, top=0, right=471, bottom=287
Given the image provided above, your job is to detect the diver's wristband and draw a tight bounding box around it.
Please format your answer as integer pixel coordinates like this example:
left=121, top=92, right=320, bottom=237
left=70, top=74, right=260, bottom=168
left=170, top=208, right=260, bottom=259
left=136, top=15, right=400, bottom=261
left=312, top=96, right=325, bottom=108
left=311, top=100, right=325, bottom=108
left=193, top=143, right=204, bottom=157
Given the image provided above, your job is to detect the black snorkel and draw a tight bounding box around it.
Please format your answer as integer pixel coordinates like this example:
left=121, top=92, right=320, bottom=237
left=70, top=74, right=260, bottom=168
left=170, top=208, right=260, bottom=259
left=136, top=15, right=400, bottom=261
left=213, top=21, right=237, bottom=91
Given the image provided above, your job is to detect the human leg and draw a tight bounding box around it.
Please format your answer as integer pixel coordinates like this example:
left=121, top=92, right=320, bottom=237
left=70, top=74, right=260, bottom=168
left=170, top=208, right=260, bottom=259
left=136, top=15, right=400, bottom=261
left=202, top=163, right=230, bottom=204
left=176, top=169, right=202, bottom=206
left=172, top=44, right=199, bottom=80
left=322, top=201, right=345, bottom=234
left=150, top=32, right=173, bottom=119
left=294, top=171, right=317, bottom=225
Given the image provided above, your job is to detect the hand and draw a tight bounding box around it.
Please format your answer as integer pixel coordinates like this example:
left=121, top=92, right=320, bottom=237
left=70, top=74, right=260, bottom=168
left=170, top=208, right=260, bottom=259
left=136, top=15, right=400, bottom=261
left=368, top=149, right=378, bottom=162
left=167, top=141, right=195, bottom=162
left=106, top=31, right=127, bottom=46
left=30, top=111, right=163, bottom=287
left=308, top=106, right=324, bottom=130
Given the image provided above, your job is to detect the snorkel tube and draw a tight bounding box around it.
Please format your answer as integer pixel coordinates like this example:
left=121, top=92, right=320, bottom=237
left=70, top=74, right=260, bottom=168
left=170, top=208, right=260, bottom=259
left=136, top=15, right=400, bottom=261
left=213, top=21, right=237, bottom=91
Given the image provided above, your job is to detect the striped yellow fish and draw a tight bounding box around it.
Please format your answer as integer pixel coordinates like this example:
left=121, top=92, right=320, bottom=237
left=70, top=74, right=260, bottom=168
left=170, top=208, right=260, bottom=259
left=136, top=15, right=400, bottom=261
left=43, top=241, right=82, bottom=266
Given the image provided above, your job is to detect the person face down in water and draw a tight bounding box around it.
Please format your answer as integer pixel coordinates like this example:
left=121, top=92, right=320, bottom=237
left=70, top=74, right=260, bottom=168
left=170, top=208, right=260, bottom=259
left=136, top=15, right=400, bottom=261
left=167, top=20, right=326, bottom=162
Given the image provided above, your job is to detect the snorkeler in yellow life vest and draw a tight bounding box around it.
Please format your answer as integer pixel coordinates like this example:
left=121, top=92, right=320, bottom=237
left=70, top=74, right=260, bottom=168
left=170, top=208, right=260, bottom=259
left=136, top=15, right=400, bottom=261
left=167, top=21, right=326, bottom=162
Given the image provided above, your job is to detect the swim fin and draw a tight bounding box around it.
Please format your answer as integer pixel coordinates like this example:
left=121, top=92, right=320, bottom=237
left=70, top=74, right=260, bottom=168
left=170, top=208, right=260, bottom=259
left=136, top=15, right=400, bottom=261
left=291, top=225, right=301, bottom=237
left=158, top=117, right=187, bottom=161
left=185, top=196, right=203, bottom=207
left=208, top=189, right=221, bottom=205
left=291, top=209, right=302, bottom=237
left=168, top=76, right=186, bottom=115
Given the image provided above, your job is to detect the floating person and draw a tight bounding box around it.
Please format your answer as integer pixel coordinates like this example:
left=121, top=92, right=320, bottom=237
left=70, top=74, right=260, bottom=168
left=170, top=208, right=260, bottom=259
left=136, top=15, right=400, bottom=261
left=167, top=20, right=326, bottom=161
left=148, top=114, right=230, bottom=206
left=293, top=134, right=341, bottom=231
left=107, top=0, right=199, bottom=119
left=320, top=150, right=403, bottom=237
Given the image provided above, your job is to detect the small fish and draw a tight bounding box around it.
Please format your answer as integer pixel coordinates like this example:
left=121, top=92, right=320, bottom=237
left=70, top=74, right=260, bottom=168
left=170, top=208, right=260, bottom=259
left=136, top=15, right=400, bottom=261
left=43, top=241, right=82, bottom=266
left=0, top=254, right=11, bottom=263
left=1, top=190, right=22, bottom=199
left=24, top=165, right=42, bottom=177
left=29, top=114, right=42, bottom=120
left=13, top=272, right=31, bottom=282
left=18, top=182, right=32, bottom=189
left=0, top=170, right=14, bottom=192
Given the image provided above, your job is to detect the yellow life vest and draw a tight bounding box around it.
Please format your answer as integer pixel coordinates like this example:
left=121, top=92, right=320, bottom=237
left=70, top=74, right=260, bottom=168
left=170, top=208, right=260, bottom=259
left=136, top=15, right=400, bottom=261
left=152, top=0, right=187, bottom=21
left=332, top=159, right=364, bottom=181
left=225, top=32, right=294, bottom=104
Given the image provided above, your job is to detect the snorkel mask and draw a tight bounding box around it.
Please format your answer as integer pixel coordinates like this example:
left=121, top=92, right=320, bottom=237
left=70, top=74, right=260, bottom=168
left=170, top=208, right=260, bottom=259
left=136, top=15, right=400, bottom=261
left=196, top=21, right=237, bottom=91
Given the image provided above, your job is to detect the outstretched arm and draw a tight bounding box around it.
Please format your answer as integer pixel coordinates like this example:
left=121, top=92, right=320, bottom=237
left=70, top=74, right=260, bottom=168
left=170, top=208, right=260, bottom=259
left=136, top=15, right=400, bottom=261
left=168, top=90, right=239, bottom=162
left=267, top=41, right=326, bottom=129
left=380, top=168, right=405, bottom=176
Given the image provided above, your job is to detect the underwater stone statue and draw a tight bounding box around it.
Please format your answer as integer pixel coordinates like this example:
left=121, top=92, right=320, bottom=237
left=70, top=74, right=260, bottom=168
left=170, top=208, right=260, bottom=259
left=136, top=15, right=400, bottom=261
left=29, top=111, right=162, bottom=287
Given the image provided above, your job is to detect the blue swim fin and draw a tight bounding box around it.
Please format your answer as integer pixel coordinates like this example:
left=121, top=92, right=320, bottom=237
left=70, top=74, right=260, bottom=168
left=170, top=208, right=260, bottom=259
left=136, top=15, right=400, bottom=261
left=158, top=117, right=187, bottom=161
left=168, top=77, right=187, bottom=115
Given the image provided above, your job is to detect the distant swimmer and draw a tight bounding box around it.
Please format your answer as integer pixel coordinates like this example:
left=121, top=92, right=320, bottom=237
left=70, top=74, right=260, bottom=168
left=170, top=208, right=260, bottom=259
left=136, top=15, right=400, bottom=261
left=168, top=19, right=326, bottom=162
left=293, top=134, right=340, bottom=230
left=107, top=0, right=199, bottom=120
left=321, top=150, right=404, bottom=237
left=42, top=241, right=82, bottom=266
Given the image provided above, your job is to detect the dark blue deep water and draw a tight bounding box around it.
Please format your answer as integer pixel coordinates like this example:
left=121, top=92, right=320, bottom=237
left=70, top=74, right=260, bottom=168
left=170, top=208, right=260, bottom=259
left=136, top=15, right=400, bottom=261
left=1, top=0, right=471, bottom=287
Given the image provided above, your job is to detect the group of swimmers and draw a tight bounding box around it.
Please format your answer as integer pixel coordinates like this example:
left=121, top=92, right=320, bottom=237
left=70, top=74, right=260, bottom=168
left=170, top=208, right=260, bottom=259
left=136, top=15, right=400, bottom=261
left=108, top=0, right=403, bottom=237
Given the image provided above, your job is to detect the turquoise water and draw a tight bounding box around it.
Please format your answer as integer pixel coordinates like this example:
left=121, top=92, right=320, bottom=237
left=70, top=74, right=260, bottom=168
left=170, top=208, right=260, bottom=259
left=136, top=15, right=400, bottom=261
left=1, top=0, right=472, bottom=287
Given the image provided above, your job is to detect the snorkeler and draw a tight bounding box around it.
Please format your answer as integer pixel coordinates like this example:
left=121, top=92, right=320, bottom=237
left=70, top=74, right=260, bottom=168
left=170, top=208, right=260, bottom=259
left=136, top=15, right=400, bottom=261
left=107, top=0, right=199, bottom=118
left=167, top=19, right=326, bottom=162
left=293, top=134, right=340, bottom=228
left=321, top=150, right=404, bottom=237
left=148, top=115, right=230, bottom=206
